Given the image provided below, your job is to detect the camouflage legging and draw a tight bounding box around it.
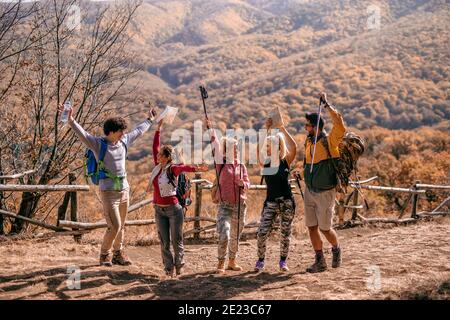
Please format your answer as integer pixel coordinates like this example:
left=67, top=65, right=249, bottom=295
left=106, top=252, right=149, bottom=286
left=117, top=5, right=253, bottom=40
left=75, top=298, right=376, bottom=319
left=257, top=198, right=295, bottom=260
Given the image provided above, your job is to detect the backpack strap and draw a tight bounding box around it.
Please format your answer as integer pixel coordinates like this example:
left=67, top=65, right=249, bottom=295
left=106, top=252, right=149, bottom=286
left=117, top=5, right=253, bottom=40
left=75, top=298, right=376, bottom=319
left=303, top=138, right=309, bottom=169
left=321, top=134, right=344, bottom=192
left=167, top=164, right=177, bottom=188
left=96, top=138, right=108, bottom=175
left=321, top=134, right=339, bottom=171
left=321, top=134, right=333, bottom=160
left=217, top=163, right=225, bottom=179
left=99, top=138, right=108, bottom=162
left=97, top=138, right=127, bottom=191
left=120, top=139, right=128, bottom=155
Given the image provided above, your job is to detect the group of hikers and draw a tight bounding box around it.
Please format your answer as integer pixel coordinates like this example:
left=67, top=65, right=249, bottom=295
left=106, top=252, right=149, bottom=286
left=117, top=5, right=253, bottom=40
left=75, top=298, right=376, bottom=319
left=60, top=91, right=345, bottom=278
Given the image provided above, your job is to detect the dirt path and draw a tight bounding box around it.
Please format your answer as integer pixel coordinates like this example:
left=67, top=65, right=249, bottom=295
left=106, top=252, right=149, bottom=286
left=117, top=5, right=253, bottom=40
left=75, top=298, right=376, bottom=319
left=0, top=217, right=449, bottom=300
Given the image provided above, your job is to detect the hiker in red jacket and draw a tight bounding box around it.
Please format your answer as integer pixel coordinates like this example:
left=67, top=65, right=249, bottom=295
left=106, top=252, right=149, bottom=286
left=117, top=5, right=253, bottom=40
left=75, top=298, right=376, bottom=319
left=150, top=119, right=208, bottom=278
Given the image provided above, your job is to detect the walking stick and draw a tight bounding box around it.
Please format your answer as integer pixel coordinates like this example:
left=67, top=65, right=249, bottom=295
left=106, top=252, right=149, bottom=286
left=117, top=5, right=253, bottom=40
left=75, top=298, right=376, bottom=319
left=294, top=172, right=304, bottom=200
left=309, top=96, right=327, bottom=173
left=237, top=159, right=243, bottom=244
left=199, top=85, right=222, bottom=198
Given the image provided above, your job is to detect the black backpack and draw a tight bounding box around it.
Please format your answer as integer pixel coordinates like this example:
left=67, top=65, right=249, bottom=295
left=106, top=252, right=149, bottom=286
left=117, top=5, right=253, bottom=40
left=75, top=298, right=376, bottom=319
left=167, top=165, right=192, bottom=209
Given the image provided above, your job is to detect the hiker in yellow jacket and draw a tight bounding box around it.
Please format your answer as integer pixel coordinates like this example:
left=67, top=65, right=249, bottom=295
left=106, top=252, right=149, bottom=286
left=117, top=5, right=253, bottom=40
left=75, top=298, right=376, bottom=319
left=303, top=92, right=346, bottom=273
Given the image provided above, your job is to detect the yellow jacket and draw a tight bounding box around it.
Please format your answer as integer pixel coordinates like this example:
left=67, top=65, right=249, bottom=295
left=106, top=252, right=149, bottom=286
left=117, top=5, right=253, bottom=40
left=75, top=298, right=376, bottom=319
left=303, top=107, right=346, bottom=191
left=304, top=107, right=346, bottom=164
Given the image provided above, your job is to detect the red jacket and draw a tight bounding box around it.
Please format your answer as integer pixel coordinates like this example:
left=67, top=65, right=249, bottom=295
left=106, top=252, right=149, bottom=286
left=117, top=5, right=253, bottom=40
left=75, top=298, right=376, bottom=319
left=152, top=130, right=196, bottom=205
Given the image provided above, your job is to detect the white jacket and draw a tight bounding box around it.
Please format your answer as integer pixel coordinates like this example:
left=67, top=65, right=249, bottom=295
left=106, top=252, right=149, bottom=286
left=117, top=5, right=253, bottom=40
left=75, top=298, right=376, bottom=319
left=150, top=164, right=178, bottom=197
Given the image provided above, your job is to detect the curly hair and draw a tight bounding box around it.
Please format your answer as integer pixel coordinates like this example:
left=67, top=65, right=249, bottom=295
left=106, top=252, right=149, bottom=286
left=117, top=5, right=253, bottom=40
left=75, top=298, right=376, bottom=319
left=103, top=117, right=128, bottom=135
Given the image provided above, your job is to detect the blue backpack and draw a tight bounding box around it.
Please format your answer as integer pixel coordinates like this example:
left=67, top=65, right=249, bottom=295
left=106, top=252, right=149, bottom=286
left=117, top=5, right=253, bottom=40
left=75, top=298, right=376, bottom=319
left=84, top=138, right=127, bottom=185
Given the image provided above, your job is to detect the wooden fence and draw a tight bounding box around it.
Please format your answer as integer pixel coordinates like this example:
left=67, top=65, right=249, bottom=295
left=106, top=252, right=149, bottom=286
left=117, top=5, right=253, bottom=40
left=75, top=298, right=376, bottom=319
left=0, top=170, right=449, bottom=242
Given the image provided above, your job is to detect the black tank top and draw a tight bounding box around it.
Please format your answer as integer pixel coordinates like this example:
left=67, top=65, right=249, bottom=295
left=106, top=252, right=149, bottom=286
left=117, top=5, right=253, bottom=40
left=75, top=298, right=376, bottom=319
left=263, top=159, right=293, bottom=201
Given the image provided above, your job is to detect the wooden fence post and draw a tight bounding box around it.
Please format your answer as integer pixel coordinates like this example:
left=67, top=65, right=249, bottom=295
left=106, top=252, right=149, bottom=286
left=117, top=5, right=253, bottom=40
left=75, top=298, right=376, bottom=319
left=336, top=193, right=346, bottom=224
left=194, top=173, right=202, bottom=240
left=351, top=190, right=359, bottom=221
left=57, top=192, right=71, bottom=226
left=68, top=173, right=81, bottom=243
left=411, top=180, right=421, bottom=219
left=0, top=171, right=4, bottom=235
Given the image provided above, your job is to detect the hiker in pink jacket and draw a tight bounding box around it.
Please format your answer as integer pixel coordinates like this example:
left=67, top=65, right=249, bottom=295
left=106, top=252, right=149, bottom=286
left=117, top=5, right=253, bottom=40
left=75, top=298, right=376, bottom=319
left=206, top=119, right=250, bottom=274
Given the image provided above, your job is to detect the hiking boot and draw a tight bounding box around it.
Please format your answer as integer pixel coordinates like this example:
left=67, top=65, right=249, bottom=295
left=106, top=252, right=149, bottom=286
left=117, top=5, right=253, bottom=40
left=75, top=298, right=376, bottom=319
left=332, top=246, right=342, bottom=268
left=254, top=260, right=265, bottom=272
left=99, top=253, right=113, bottom=267
left=165, top=269, right=174, bottom=278
left=306, top=253, right=327, bottom=273
left=217, top=260, right=226, bottom=274
left=112, top=250, right=132, bottom=266
left=279, top=260, right=289, bottom=272
left=175, top=266, right=184, bottom=276
left=227, top=258, right=243, bottom=271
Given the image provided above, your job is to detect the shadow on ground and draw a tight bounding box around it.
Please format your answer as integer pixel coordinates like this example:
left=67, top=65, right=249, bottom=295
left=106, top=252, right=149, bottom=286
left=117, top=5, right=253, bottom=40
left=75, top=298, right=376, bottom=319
left=0, top=265, right=159, bottom=300
left=0, top=265, right=297, bottom=300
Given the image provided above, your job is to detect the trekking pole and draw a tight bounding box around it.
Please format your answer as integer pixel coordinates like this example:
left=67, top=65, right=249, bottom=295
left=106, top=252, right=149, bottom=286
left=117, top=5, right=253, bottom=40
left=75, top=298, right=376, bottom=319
left=309, top=96, right=327, bottom=173
left=199, top=85, right=222, bottom=197
left=200, top=86, right=209, bottom=121
left=294, top=172, right=304, bottom=200
left=237, top=153, right=243, bottom=244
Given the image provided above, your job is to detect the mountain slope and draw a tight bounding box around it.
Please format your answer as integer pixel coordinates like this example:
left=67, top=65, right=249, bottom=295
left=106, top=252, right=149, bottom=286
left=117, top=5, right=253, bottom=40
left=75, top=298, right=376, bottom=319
left=122, top=0, right=449, bottom=131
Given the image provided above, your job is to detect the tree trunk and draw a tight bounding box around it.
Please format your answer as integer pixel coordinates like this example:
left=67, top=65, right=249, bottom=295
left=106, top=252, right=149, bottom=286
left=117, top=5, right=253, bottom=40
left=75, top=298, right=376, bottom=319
left=0, top=175, right=4, bottom=235
left=11, top=191, right=42, bottom=234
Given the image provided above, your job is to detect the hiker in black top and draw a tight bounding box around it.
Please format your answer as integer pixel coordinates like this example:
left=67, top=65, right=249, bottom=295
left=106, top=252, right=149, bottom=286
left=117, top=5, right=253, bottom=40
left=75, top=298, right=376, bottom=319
left=255, top=115, right=297, bottom=272
left=263, top=158, right=293, bottom=202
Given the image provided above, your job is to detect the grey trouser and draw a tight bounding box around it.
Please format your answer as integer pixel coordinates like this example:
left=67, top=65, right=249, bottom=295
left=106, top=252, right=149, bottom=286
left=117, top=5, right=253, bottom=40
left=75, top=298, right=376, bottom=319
left=217, top=202, right=247, bottom=261
left=155, top=204, right=185, bottom=272
left=100, top=189, right=129, bottom=255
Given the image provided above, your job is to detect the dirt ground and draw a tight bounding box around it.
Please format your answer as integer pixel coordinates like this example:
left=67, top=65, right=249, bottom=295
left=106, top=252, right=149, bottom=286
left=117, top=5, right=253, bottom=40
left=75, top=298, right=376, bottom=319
left=0, top=216, right=449, bottom=300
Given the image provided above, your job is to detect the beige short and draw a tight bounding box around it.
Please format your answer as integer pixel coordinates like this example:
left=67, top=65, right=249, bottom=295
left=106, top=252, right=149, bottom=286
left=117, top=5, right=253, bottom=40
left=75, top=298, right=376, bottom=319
left=304, top=187, right=336, bottom=231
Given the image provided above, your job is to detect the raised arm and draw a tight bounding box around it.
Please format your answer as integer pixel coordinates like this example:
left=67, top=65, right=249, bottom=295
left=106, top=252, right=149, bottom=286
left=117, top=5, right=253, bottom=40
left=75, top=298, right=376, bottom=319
left=68, top=119, right=99, bottom=153
left=124, top=107, right=157, bottom=147
left=59, top=103, right=99, bottom=153
left=257, top=118, right=272, bottom=168
left=153, top=127, right=161, bottom=165
left=280, top=125, right=297, bottom=166
left=124, top=119, right=153, bottom=147
left=171, top=164, right=209, bottom=176
left=205, top=119, right=223, bottom=164
left=321, top=93, right=346, bottom=148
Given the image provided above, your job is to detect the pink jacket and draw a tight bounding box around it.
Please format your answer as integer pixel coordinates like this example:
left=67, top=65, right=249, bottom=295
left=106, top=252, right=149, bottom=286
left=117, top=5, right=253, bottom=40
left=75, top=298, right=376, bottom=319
left=210, top=129, right=250, bottom=204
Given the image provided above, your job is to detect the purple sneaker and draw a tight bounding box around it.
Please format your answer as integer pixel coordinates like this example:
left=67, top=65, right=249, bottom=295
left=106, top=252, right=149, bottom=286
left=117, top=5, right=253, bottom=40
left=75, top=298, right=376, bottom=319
left=254, top=260, right=265, bottom=272
left=279, top=260, right=289, bottom=272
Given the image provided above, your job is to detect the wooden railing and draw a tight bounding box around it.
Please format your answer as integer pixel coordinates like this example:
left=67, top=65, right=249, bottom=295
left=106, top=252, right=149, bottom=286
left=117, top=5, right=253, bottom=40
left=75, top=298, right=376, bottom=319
left=0, top=170, right=449, bottom=242
left=0, top=171, right=91, bottom=240
left=336, top=177, right=450, bottom=228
